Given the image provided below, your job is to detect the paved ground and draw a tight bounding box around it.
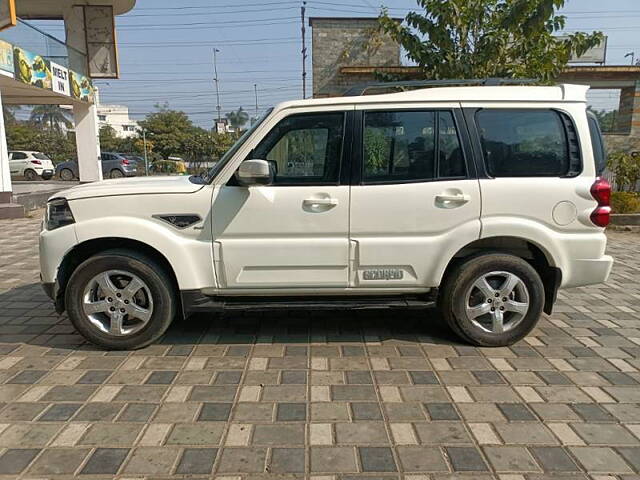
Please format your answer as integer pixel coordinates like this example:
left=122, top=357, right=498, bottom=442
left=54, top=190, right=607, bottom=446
left=11, top=181, right=79, bottom=195
left=1, top=212, right=639, bottom=480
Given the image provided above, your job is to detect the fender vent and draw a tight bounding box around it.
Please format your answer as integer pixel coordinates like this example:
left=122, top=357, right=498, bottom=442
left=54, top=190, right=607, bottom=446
left=153, top=214, right=201, bottom=229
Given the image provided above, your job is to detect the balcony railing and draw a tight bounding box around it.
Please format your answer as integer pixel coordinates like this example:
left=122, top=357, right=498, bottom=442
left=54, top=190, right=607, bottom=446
left=0, top=19, right=87, bottom=77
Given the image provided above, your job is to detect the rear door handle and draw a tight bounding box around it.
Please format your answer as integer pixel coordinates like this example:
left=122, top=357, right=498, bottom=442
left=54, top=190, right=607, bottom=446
left=303, top=198, right=338, bottom=207
left=435, top=193, right=470, bottom=204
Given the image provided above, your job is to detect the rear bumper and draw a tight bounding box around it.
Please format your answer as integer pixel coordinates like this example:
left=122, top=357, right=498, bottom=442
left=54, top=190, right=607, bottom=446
left=562, top=255, right=614, bottom=288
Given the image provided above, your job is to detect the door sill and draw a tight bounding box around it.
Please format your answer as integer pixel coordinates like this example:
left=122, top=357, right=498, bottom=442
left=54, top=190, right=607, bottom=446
left=181, top=290, right=436, bottom=316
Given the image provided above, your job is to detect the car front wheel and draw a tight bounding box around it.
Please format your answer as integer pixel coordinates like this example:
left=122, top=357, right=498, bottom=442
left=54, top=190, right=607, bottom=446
left=438, top=253, right=544, bottom=347
left=65, top=250, right=176, bottom=349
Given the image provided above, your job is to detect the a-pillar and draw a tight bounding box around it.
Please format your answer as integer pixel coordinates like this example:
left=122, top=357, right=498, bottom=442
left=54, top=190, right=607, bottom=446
left=0, top=90, right=24, bottom=219
left=73, top=102, right=102, bottom=183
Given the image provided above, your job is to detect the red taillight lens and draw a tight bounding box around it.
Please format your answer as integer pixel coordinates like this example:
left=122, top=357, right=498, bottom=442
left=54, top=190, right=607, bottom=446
left=590, top=177, right=611, bottom=206
left=590, top=177, right=611, bottom=227
left=590, top=206, right=611, bottom=228
left=31, top=160, right=42, bottom=165
left=121, top=159, right=129, bottom=165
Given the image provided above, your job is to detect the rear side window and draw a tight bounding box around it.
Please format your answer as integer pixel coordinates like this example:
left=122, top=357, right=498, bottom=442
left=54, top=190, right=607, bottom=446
left=476, top=109, right=577, bottom=177
left=362, top=110, right=466, bottom=183
left=33, top=153, right=50, bottom=160
left=587, top=113, right=607, bottom=175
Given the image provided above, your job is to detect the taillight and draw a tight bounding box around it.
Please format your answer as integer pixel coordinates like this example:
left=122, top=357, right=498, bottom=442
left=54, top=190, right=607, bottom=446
left=31, top=160, right=42, bottom=165
left=121, top=159, right=129, bottom=165
left=590, top=177, right=611, bottom=227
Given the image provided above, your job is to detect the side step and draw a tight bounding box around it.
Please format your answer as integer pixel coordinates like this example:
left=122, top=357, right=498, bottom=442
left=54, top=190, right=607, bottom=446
left=181, top=291, right=436, bottom=316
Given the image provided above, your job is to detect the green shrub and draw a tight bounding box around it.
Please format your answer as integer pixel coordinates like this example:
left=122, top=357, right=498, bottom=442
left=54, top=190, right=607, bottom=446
left=611, top=191, right=640, bottom=214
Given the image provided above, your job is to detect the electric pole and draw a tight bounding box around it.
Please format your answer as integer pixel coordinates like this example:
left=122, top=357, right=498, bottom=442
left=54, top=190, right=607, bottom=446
left=254, top=83, right=258, bottom=121
left=213, top=48, right=221, bottom=123
left=301, top=1, right=307, bottom=99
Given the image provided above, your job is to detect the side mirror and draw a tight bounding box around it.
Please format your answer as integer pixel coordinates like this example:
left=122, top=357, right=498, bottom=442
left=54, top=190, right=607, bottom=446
left=236, top=159, right=274, bottom=186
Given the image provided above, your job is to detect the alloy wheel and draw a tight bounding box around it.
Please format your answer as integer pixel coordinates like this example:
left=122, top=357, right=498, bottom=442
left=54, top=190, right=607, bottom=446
left=464, top=271, right=530, bottom=334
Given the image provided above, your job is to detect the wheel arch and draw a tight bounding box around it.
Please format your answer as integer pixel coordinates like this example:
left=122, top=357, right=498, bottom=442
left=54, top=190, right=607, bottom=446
left=438, top=236, right=562, bottom=315
left=55, top=237, right=180, bottom=314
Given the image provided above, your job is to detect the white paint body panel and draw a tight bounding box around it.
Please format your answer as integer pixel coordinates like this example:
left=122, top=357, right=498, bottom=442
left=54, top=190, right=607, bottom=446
left=211, top=184, right=350, bottom=288
left=39, top=84, right=613, bottom=302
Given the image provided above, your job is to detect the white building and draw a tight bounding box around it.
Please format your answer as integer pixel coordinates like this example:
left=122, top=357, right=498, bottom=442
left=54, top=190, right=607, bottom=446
left=97, top=103, right=138, bottom=138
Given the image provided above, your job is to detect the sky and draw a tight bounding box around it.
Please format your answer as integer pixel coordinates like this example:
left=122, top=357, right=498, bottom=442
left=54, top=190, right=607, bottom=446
left=22, top=0, right=640, bottom=128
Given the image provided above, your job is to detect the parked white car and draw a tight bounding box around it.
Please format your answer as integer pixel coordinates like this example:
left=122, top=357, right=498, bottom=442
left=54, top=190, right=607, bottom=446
left=9, top=151, right=54, bottom=180
left=40, top=82, right=613, bottom=349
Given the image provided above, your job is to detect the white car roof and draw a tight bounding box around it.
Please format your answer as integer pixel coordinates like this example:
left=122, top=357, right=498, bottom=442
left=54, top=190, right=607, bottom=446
left=276, top=84, right=589, bottom=110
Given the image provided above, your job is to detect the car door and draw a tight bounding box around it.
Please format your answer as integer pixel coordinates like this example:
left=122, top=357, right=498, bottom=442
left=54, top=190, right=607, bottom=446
left=349, top=106, right=482, bottom=289
left=9, top=152, right=26, bottom=175
left=212, top=109, right=352, bottom=290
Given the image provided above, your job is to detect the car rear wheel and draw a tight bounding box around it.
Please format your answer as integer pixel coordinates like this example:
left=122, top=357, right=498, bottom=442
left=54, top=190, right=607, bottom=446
left=437, top=253, right=544, bottom=347
left=65, top=250, right=176, bottom=350
left=60, top=168, right=75, bottom=181
left=110, top=169, right=124, bottom=179
left=24, top=169, right=37, bottom=181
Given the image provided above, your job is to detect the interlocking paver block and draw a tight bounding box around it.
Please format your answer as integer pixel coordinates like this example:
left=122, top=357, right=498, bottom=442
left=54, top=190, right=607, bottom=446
left=175, top=447, right=217, bottom=474
left=1, top=217, right=640, bottom=478
left=80, top=447, right=130, bottom=474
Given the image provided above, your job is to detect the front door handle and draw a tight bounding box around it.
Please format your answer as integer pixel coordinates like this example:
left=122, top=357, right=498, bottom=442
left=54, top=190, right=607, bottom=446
left=303, top=198, right=338, bottom=207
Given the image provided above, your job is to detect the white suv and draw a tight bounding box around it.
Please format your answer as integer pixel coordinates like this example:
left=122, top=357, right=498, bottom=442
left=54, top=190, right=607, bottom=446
left=10, top=151, right=55, bottom=180
left=40, top=83, right=614, bottom=349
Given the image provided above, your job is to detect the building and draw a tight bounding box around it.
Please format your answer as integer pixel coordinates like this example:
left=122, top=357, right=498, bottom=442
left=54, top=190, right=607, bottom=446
left=97, top=104, right=139, bottom=138
left=0, top=0, right=136, bottom=218
left=309, top=17, right=640, bottom=153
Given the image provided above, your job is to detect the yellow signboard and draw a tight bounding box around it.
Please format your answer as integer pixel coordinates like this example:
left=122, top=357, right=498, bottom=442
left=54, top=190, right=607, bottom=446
left=0, top=0, right=16, bottom=32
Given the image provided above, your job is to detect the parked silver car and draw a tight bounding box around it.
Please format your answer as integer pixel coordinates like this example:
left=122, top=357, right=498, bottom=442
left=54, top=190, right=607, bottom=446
left=56, top=152, right=138, bottom=180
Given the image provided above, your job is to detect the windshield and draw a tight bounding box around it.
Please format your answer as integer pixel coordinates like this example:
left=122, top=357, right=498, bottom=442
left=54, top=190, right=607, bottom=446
left=202, top=107, right=273, bottom=183
left=34, top=153, right=51, bottom=160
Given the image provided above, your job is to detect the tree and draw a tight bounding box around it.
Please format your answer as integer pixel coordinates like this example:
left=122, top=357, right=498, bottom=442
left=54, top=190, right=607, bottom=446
left=378, top=0, right=603, bottom=82
left=137, top=105, right=196, bottom=159
left=225, top=107, right=249, bottom=130
left=6, top=123, right=76, bottom=163
left=587, top=107, right=618, bottom=133
left=2, top=105, right=21, bottom=125
left=29, top=105, right=72, bottom=132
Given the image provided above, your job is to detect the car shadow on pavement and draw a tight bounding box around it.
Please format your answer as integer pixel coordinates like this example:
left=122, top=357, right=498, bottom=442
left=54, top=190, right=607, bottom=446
left=0, top=283, right=461, bottom=352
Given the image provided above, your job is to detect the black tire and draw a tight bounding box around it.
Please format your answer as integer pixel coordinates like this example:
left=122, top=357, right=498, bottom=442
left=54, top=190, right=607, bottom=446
left=24, top=169, right=37, bottom=181
left=110, top=169, right=124, bottom=179
left=60, top=168, right=75, bottom=181
left=65, top=249, right=176, bottom=350
left=437, top=253, right=544, bottom=347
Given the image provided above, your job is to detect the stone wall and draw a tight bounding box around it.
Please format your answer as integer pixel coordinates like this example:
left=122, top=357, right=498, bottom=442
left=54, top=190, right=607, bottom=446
left=310, top=18, right=400, bottom=98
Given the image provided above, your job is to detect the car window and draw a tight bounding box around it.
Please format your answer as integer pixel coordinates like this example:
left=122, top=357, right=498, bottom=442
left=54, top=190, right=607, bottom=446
left=33, top=153, right=51, bottom=160
left=476, top=109, right=571, bottom=177
left=251, top=112, right=344, bottom=185
left=363, top=111, right=436, bottom=182
left=101, top=153, right=113, bottom=161
left=587, top=113, right=607, bottom=176
left=11, top=152, right=27, bottom=160
left=438, top=111, right=466, bottom=178
left=362, top=110, right=466, bottom=183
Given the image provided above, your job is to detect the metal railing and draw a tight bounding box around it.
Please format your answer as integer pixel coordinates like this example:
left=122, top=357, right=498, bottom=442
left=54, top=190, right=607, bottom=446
left=0, top=19, right=87, bottom=76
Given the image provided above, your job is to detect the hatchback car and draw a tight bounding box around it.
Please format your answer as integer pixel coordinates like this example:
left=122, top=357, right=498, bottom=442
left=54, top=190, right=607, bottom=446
left=9, top=151, right=54, bottom=180
left=40, top=82, right=613, bottom=350
left=56, top=152, right=138, bottom=180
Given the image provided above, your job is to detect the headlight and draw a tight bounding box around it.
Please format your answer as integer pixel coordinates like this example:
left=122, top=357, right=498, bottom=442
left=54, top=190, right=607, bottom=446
left=46, top=198, right=75, bottom=230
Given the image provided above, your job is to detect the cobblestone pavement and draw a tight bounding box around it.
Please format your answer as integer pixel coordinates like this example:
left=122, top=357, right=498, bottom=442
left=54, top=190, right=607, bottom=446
left=1, top=213, right=640, bottom=480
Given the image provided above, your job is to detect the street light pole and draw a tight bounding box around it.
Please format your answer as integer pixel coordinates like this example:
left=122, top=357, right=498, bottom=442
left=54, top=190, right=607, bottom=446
left=142, top=128, right=149, bottom=176
left=254, top=83, right=258, bottom=121
left=213, top=48, right=221, bottom=123
left=625, top=51, right=635, bottom=66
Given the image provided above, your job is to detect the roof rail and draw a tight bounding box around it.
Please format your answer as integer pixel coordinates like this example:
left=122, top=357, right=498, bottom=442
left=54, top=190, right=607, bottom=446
left=342, top=78, right=540, bottom=96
